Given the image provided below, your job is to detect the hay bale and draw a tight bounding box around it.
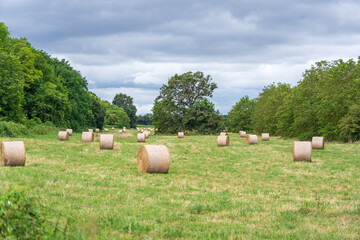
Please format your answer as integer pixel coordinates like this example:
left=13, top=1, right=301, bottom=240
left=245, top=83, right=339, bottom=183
left=220, top=132, right=228, bottom=136
left=119, top=130, right=123, bottom=134
left=104, top=128, right=108, bottom=132
left=217, top=135, right=230, bottom=147
left=112, top=127, right=115, bottom=130
left=58, top=131, right=69, bottom=141
left=99, top=134, right=114, bottom=150
left=145, top=131, right=150, bottom=139
left=88, top=129, right=93, bottom=132
left=66, top=129, right=73, bottom=136
left=239, top=131, right=246, bottom=138
left=95, top=129, right=100, bottom=133
left=178, top=132, right=184, bottom=138
left=137, top=133, right=146, bottom=142
left=82, top=132, right=94, bottom=142
left=1, top=141, right=26, bottom=167
left=245, top=134, right=257, bottom=145
left=261, top=133, right=270, bottom=141
left=293, top=141, right=312, bottom=162
left=137, top=145, right=170, bottom=173
left=312, top=136, right=324, bottom=149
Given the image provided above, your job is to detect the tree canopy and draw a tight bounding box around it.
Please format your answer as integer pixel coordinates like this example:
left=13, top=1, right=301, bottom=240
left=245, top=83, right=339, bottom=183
left=112, top=93, right=137, bottom=128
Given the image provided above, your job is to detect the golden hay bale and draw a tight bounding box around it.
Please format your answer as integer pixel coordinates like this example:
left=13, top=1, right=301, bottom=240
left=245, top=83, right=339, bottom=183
left=95, top=129, right=100, bottom=133
left=119, top=130, right=123, bottom=134
left=66, top=129, right=73, bottom=136
left=261, top=133, right=270, bottom=141
left=293, top=141, right=312, bottom=162
left=88, top=129, right=93, bottom=132
left=99, top=134, right=114, bottom=150
left=178, top=132, right=184, bottom=138
left=137, top=145, right=170, bottom=173
left=239, top=131, right=246, bottom=138
left=137, top=133, right=146, bottom=142
left=245, top=134, right=257, bottom=145
left=312, top=136, right=324, bottom=149
left=58, top=131, right=69, bottom=141
left=82, top=132, right=94, bottom=142
left=112, top=127, right=115, bottom=130
left=220, top=132, right=228, bottom=136
left=145, top=130, right=150, bottom=139
left=104, top=128, right=108, bottom=132
left=1, top=141, right=26, bottom=167
left=217, top=135, right=230, bottom=147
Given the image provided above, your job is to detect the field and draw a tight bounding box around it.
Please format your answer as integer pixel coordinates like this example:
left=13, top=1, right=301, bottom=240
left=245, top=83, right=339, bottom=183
left=1, top=129, right=359, bottom=239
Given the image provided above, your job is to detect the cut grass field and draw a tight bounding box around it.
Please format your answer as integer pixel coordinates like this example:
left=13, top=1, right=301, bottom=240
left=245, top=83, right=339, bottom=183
left=1, top=129, right=359, bottom=239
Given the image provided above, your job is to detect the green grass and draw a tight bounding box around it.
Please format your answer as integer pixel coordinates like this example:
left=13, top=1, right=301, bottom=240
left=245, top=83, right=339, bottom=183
left=1, top=130, right=359, bottom=239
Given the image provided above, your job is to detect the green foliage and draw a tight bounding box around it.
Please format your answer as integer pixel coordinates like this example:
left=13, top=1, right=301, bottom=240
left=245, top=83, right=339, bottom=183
left=338, top=103, right=360, bottom=142
left=90, top=93, right=106, bottom=129
left=252, top=83, right=291, bottom=135
left=112, top=93, right=137, bottom=128
left=153, top=71, right=222, bottom=134
left=104, top=105, right=130, bottom=128
left=227, top=96, right=254, bottom=132
left=0, top=186, right=61, bottom=239
left=0, top=121, right=29, bottom=137
left=137, top=113, right=153, bottom=125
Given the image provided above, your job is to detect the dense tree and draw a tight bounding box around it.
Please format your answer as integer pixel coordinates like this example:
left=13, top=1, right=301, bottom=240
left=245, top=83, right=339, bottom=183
left=90, top=93, right=106, bottom=129
left=112, top=93, right=137, bottom=128
left=252, top=83, right=291, bottom=135
left=153, top=71, right=223, bottom=134
left=137, top=113, right=153, bottom=125
left=104, top=104, right=130, bottom=128
left=227, top=96, right=254, bottom=132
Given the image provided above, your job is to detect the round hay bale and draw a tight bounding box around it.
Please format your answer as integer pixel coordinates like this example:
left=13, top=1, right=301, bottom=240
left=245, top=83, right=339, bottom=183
left=245, top=134, right=257, bottom=145
left=1, top=141, right=26, bottom=167
left=261, top=133, right=270, bottom=141
left=119, top=130, right=123, bottom=134
left=217, top=135, right=230, bottom=147
left=145, top=131, right=150, bottom=139
left=220, top=132, right=228, bottom=136
left=178, top=132, right=184, bottom=138
left=112, top=127, right=115, bottom=130
left=293, top=141, right=312, bottom=162
left=239, top=131, right=246, bottom=138
left=137, top=133, right=146, bottom=142
left=137, top=145, right=170, bottom=173
left=95, top=129, right=100, bottom=133
left=66, top=129, right=73, bottom=136
left=88, top=129, right=93, bottom=132
left=58, top=131, right=69, bottom=141
left=104, top=128, right=108, bottom=132
left=312, top=136, right=324, bottom=149
left=99, top=134, right=114, bottom=150
left=82, top=132, right=94, bottom=142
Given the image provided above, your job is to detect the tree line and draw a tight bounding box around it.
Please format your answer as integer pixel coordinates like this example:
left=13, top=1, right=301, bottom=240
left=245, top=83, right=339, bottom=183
left=227, top=58, right=360, bottom=142
left=0, top=22, right=137, bottom=131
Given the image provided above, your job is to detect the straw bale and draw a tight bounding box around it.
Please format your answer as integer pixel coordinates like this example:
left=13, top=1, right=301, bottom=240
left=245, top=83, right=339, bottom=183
left=293, top=141, right=312, bottom=162
left=178, top=132, right=184, bottom=138
left=82, top=132, right=94, bottom=142
left=217, top=135, right=230, bottom=146
left=239, top=131, right=246, bottom=137
left=137, top=145, right=170, bottom=173
left=66, top=129, right=73, bottom=136
left=100, top=134, right=114, bottom=150
left=1, top=141, right=26, bottom=166
left=137, top=133, right=146, bottom=142
left=261, top=133, right=270, bottom=141
left=312, top=136, right=324, bottom=149
left=245, top=134, right=257, bottom=145
left=58, top=131, right=69, bottom=141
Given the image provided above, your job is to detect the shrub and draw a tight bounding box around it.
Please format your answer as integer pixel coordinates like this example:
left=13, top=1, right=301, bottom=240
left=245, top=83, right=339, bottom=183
left=0, top=121, right=29, bottom=137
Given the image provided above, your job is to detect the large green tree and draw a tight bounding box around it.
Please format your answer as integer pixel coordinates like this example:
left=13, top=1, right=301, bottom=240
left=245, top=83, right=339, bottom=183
left=153, top=71, right=223, bottom=134
left=227, top=96, right=254, bottom=132
left=112, top=93, right=137, bottom=128
left=90, top=93, right=106, bottom=129
left=104, top=104, right=130, bottom=128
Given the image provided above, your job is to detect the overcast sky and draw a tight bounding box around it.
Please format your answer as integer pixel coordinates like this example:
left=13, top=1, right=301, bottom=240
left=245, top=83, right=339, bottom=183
left=1, top=0, right=359, bottom=114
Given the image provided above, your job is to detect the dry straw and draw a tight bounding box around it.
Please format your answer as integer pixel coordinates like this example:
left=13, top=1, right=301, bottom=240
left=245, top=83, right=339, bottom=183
left=245, top=134, right=257, bottom=145
left=178, top=132, right=184, bottom=138
left=312, top=136, right=324, bottom=149
left=137, top=133, right=146, bottom=142
left=95, top=129, right=100, bottom=133
left=104, top=128, right=108, bottom=132
left=58, top=131, right=69, bottom=141
left=100, top=134, right=114, bottom=150
left=220, top=132, right=228, bottom=136
left=82, top=132, right=94, bottom=142
left=239, top=131, right=246, bottom=138
left=137, top=145, right=170, bottom=173
left=261, top=133, right=270, bottom=141
left=293, top=141, right=312, bottom=162
left=66, top=129, right=73, bottom=136
left=1, top=141, right=26, bottom=167
left=88, top=129, right=93, bottom=132
left=217, top=135, right=230, bottom=146
left=144, top=131, right=150, bottom=139
left=112, top=127, right=115, bottom=130
left=119, top=130, right=123, bottom=134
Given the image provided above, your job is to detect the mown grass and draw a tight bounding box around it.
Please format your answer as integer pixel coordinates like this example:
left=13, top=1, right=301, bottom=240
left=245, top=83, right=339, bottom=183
left=1, top=130, right=359, bottom=239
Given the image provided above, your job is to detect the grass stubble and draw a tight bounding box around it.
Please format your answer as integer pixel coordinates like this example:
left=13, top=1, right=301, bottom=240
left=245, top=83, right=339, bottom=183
left=0, top=130, right=359, bottom=239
